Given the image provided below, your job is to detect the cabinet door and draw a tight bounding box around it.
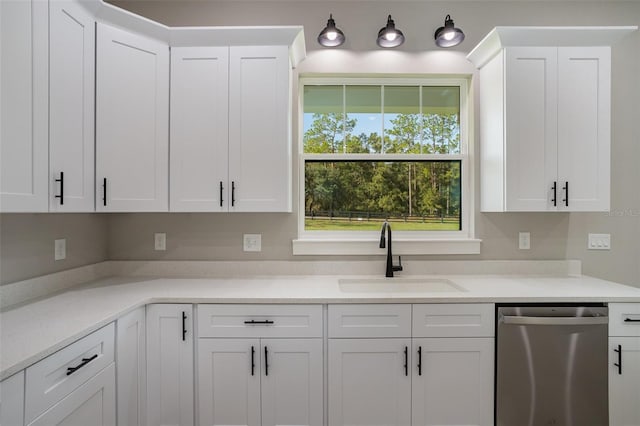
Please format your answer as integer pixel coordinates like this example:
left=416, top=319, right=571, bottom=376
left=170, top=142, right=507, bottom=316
left=557, top=46, right=610, bottom=211
left=328, top=338, right=411, bottom=426
left=1, top=371, right=25, bottom=426
left=197, top=339, right=261, bottom=426
left=261, top=339, right=323, bottom=426
left=28, top=363, right=115, bottom=426
left=96, top=23, right=169, bottom=212
left=504, top=47, right=558, bottom=211
left=49, top=0, right=95, bottom=212
left=412, top=338, right=494, bottom=426
left=228, top=45, right=291, bottom=212
left=0, top=0, right=48, bottom=212
left=170, top=46, right=229, bottom=212
left=117, top=307, right=146, bottom=426
left=147, top=304, right=194, bottom=426
left=609, top=337, right=640, bottom=426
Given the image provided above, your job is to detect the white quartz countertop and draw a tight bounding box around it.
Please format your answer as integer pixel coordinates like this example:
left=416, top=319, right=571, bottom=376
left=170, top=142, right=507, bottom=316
left=2, top=273, right=640, bottom=380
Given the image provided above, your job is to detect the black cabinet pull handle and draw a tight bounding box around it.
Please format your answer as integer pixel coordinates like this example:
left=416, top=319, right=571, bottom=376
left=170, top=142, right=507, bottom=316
left=562, top=181, right=569, bottom=207
left=264, top=346, right=269, bottom=376
left=182, top=311, right=187, bottom=341
left=55, top=172, right=64, bottom=205
left=103, top=178, right=107, bottom=206
left=219, top=181, right=224, bottom=207
left=251, top=346, right=255, bottom=376
left=624, top=318, right=640, bottom=322
left=231, top=181, right=236, bottom=207
left=244, top=320, right=274, bottom=325
left=614, top=344, right=622, bottom=375
left=417, top=346, right=422, bottom=376
left=404, top=346, right=408, bottom=376
left=66, top=354, right=98, bottom=376
left=551, top=181, right=557, bottom=207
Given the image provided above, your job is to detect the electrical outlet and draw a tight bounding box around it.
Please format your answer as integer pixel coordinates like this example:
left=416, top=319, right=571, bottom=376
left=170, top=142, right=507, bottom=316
left=154, top=233, right=166, bottom=251
left=55, top=239, right=66, bottom=261
left=518, top=232, right=530, bottom=250
left=243, top=234, right=262, bottom=252
left=588, top=233, right=611, bottom=250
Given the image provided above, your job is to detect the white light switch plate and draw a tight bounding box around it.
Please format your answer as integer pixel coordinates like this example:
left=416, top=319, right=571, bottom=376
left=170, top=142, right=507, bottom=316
left=588, top=233, right=610, bottom=250
left=244, top=234, right=262, bottom=252
left=154, top=233, right=166, bottom=251
left=518, top=232, right=530, bottom=250
left=55, top=239, right=66, bottom=261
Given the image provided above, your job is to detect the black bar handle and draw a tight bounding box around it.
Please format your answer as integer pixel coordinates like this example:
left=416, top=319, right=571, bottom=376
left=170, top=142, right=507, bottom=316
left=417, top=346, right=422, bottom=376
left=219, top=181, right=224, bottom=207
left=244, top=320, right=274, bottom=325
left=264, top=346, right=269, bottom=376
left=562, top=181, right=569, bottom=207
left=103, top=178, right=107, bottom=206
left=551, top=181, right=557, bottom=207
left=404, top=346, right=408, bottom=376
left=231, top=181, right=236, bottom=207
left=614, top=344, right=622, bottom=375
left=182, top=311, right=187, bottom=341
left=624, top=318, right=640, bottom=322
left=66, top=354, right=98, bottom=376
left=55, top=172, right=64, bottom=205
left=251, top=346, right=255, bottom=376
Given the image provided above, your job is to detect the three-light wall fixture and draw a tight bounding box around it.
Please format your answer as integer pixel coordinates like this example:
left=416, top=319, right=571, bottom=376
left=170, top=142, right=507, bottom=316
left=317, top=13, right=465, bottom=49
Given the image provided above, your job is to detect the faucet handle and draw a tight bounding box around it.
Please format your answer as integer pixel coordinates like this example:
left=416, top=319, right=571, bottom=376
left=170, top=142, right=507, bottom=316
left=393, top=255, right=403, bottom=272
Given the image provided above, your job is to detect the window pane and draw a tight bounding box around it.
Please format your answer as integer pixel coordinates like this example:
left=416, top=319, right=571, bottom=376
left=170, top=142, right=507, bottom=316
left=304, top=160, right=461, bottom=231
left=303, top=85, right=344, bottom=153
left=384, top=86, right=420, bottom=154
left=345, top=86, right=382, bottom=153
left=422, top=86, right=460, bottom=154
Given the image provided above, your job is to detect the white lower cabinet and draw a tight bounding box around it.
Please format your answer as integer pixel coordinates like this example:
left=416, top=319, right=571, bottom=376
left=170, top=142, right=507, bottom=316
left=412, top=338, right=494, bottom=426
left=147, top=304, right=194, bottom=426
left=328, top=338, right=412, bottom=426
left=609, top=303, right=640, bottom=426
left=1, top=371, right=25, bottom=426
left=117, top=307, right=146, bottom=426
left=28, top=363, right=116, bottom=426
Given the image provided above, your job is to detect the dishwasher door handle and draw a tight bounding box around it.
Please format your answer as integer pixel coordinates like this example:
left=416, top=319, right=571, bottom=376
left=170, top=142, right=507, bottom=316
left=502, top=316, right=608, bottom=326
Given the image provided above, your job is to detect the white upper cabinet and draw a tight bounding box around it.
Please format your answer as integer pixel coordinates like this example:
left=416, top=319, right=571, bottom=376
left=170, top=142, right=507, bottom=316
left=228, top=45, right=291, bottom=212
left=96, top=23, right=169, bottom=212
left=170, top=45, right=292, bottom=212
left=0, top=0, right=49, bottom=212
left=467, top=26, right=636, bottom=212
left=170, top=47, right=229, bottom=212
left=49, top=0, right=95, bottom=212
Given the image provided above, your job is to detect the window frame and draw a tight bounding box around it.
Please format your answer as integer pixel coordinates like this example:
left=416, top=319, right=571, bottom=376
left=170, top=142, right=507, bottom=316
left=294, top=76, right=479, bottom=255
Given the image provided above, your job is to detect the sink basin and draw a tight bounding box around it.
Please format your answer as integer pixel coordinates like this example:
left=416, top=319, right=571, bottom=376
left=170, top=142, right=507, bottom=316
left=338, top=278, right=466, bottom=293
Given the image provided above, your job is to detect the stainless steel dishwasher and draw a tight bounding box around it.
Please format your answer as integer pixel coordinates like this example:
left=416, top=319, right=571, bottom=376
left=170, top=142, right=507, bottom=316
left=496, top=305, right=609, bottom=426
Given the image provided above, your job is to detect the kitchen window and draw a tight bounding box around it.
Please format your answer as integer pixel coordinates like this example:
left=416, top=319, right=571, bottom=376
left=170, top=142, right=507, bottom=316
left=293, top=77, right=479, bottom=255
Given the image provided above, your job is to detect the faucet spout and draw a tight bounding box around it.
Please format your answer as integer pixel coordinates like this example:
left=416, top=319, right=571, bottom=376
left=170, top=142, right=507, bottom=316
left=380, top=221, right=403, bottom=278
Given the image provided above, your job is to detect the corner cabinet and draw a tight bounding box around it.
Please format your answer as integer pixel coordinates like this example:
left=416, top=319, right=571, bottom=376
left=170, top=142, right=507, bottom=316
left=609, top=303, right=640, bottom=426
left=96, top=23, right=169, bottom=212
left=467, top=27, right=636, bottom=212
left=170, top=45, right=292, bottom=212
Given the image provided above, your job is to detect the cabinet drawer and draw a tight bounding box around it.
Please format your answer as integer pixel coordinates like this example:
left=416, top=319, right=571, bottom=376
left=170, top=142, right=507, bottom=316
left=197, top=304, right=323, bottom=338
left=328, top=304, right=411, bottom=338
left=412, top=304, right=494, bottom=337
left=609, top=303, right=640, bottom=336
left=25, top=323, right=115, bottom=424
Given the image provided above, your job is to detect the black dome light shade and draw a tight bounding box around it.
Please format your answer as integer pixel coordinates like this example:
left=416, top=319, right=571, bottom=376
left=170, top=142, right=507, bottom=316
left=376, top=15, right=405, bottom=48
left=434, top=14, right=465, bottom=48
left=318, top=14, right=345, bottom=47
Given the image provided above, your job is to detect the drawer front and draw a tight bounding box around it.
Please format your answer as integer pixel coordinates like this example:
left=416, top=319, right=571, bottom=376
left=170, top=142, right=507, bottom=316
left=25, top=323, right=115, bottom=424
left=328, top=304, right=411, bottom=338
left=609, top=303, right=640, bottom=337
left=412, top=304, right=494, bottom=337
left=197, top=304, right=323, bottom=338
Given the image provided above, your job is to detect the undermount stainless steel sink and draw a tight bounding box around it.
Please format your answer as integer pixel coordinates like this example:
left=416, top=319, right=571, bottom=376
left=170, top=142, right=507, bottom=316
left=338, top=277, right=466, bottom=293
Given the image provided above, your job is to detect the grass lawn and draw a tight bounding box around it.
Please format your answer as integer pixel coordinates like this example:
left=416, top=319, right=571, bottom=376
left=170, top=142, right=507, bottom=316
left=304, top=217, right=460, bottom=231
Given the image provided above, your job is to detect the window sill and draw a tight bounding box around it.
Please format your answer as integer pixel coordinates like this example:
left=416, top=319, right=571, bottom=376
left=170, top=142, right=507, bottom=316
left=292, top=238, right=482, bottom=256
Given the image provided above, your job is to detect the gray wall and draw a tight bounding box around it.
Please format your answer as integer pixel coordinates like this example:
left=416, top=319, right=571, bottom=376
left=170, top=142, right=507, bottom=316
left=1, top=0, right=638, bottom=286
